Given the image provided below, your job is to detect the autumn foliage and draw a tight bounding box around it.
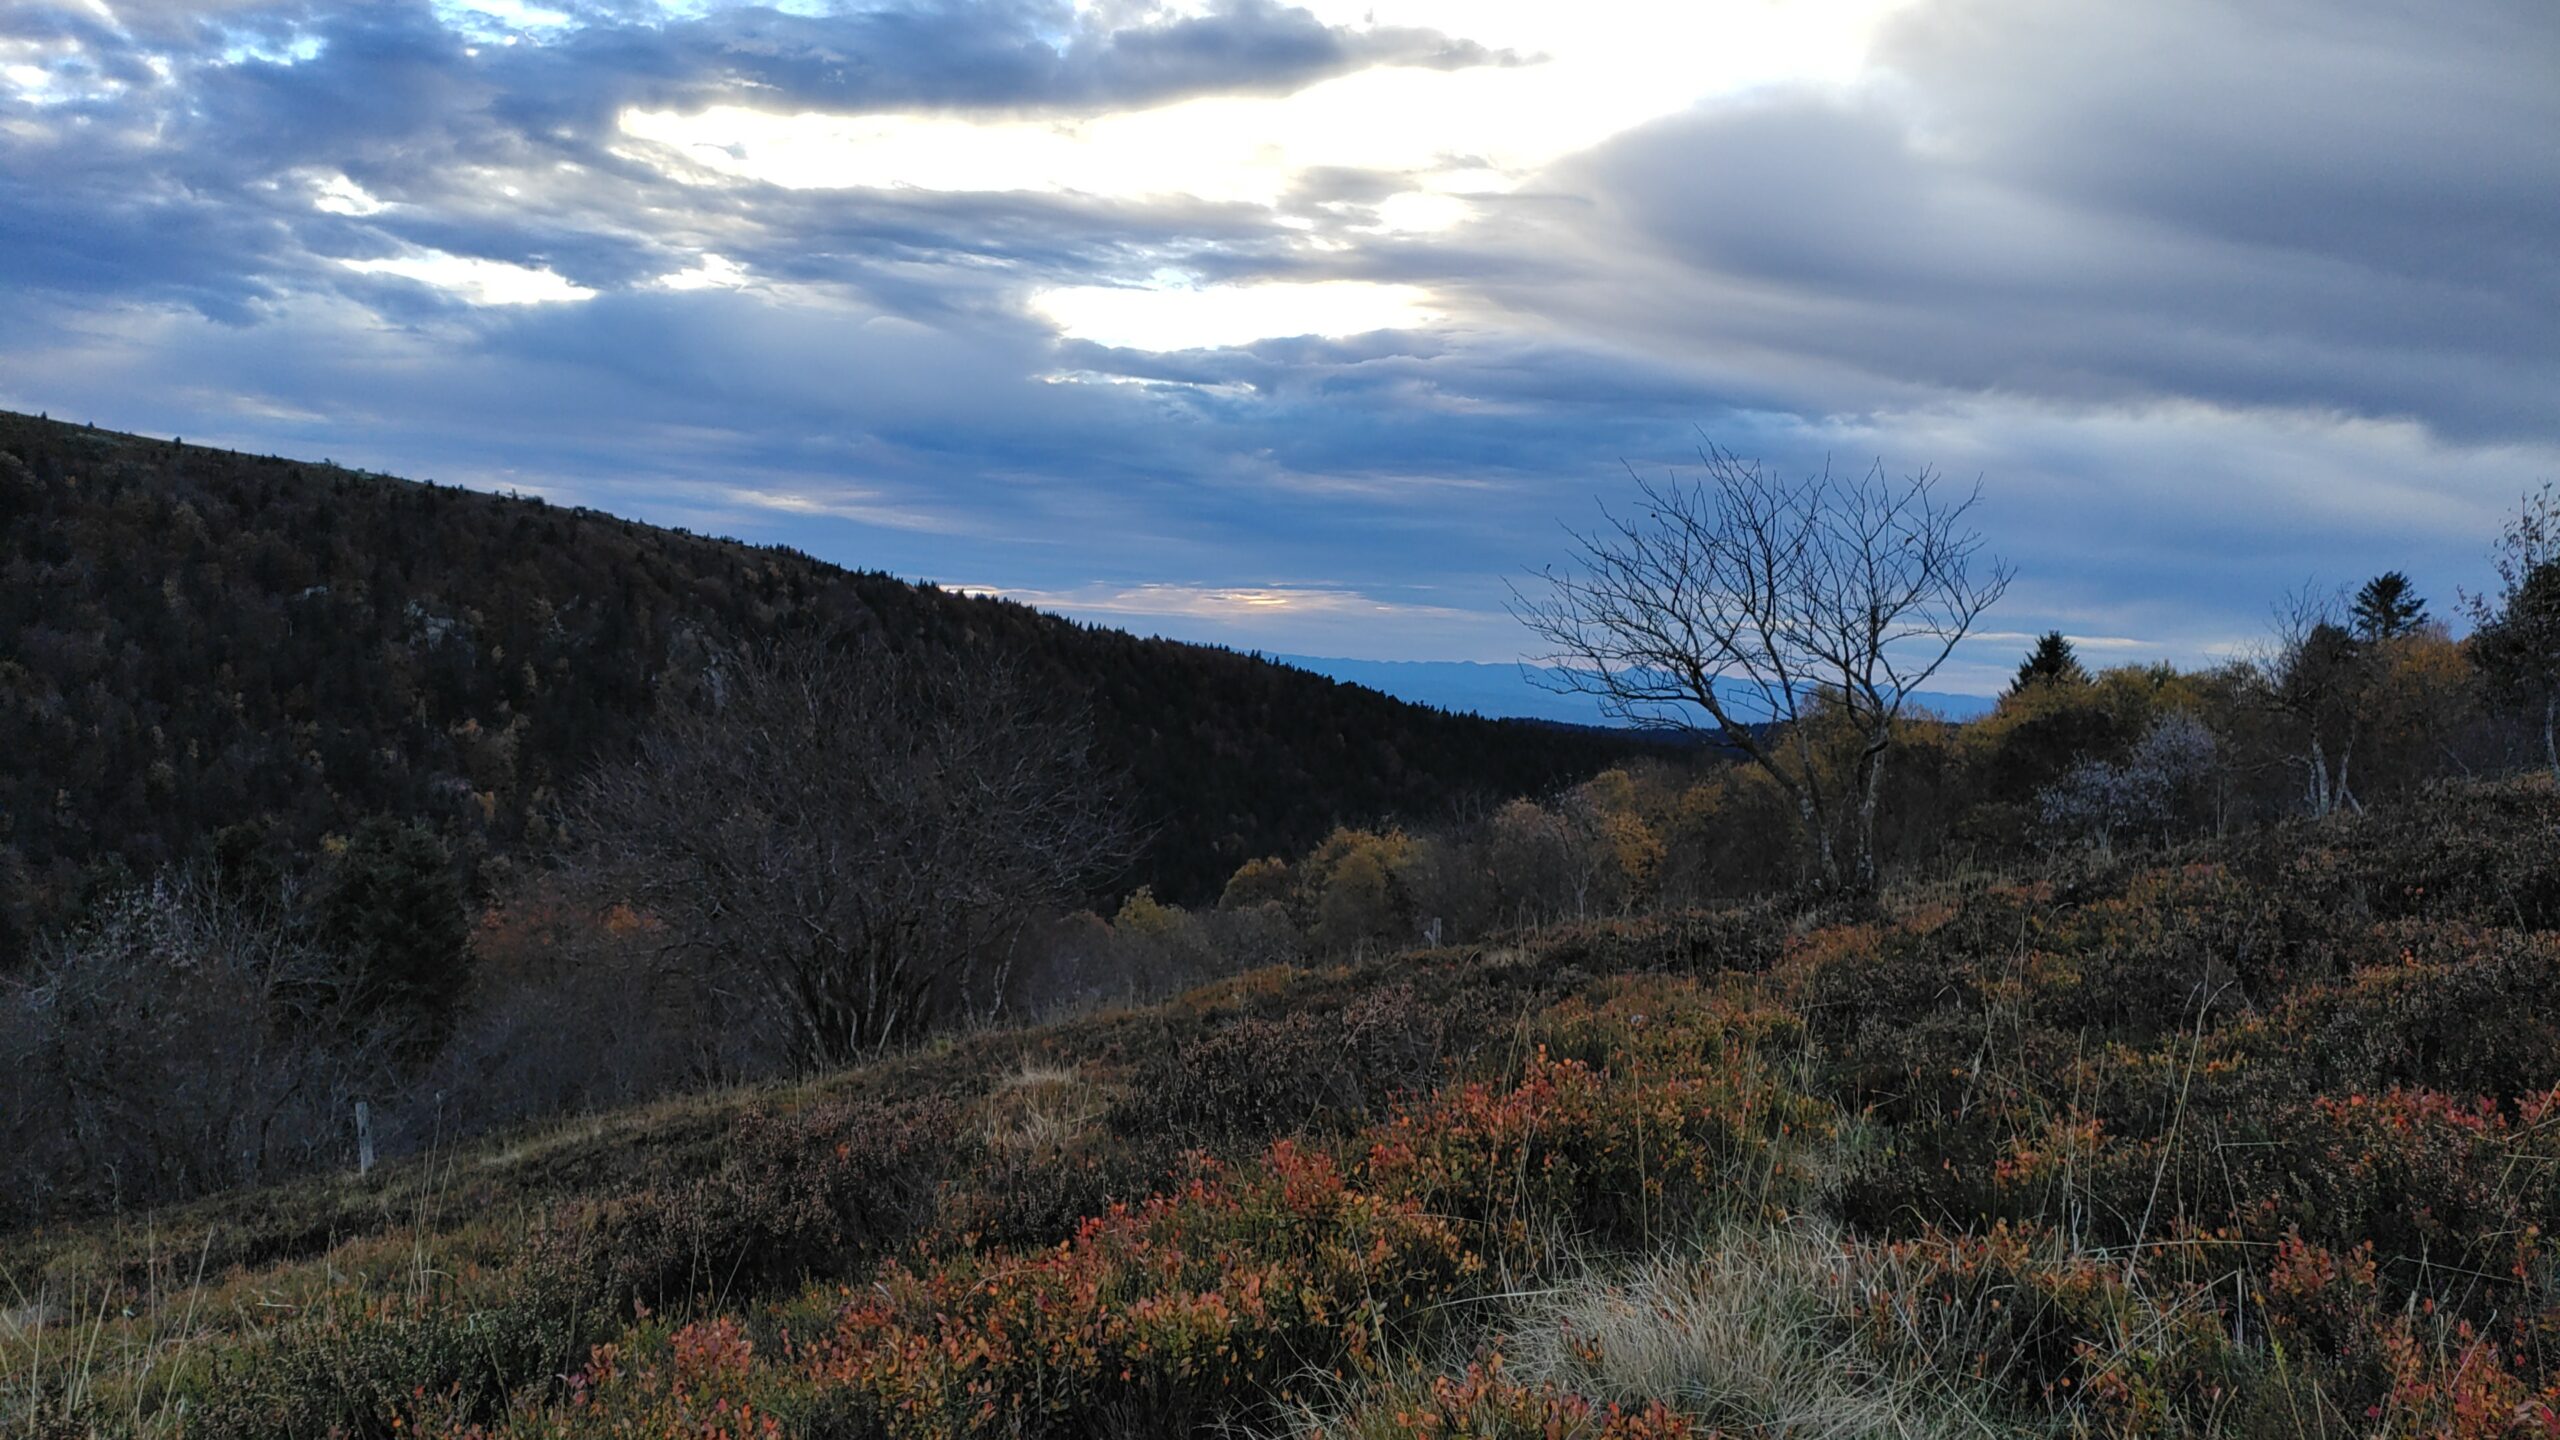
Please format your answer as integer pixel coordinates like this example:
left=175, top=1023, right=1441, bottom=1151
left=12, top=777, right=2560, bottom=1440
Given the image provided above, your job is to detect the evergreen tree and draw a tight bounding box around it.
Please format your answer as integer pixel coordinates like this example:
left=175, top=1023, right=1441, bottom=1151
left=2009, top=631, right=2089, bottom=694
left=2350, top=571, right=2428, bottom=640
left=316, top=817, right=470, bottom=1048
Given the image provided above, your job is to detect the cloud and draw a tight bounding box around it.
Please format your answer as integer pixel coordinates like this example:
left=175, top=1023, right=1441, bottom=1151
left=1538, top=0, right=2560, bottom=444
left=0, top=0, right=2554, bottom=697
left=339, top=248, right=595, bottom=305
left=1034, top=278, right=1440, bottom=349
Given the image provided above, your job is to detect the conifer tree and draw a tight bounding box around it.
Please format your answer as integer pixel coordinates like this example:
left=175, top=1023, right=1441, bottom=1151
left=2350, top=571, right=2428, bottom=640
left=2009, top=631, right=2088, bottom=694
left=316, top=818, right=470, bottom=1049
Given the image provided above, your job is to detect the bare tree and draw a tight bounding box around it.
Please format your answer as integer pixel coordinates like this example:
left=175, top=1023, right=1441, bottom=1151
left=1513, top=445, right=2010, bottom=893
left=571, top=636, right=1128, bottom=1070
left=0, top=868, right=389, bottom=1223
left=2253, top=587, right=2371, bottom=818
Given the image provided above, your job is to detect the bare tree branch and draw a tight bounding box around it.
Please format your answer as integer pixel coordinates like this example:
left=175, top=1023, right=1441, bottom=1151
left=1510, top=443, right=2010, bottom=891
left=569, top=634, right=1130, bottom=1069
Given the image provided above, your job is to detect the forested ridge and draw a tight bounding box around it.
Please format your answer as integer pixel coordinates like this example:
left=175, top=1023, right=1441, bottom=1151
left=0, top=410, right=1636, bottom=957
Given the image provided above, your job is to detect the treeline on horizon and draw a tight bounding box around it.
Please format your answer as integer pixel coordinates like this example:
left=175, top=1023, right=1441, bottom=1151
left=1043, top=564, right=2543, bottom=994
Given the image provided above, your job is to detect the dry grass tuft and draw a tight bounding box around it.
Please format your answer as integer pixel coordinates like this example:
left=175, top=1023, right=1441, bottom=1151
left=1505, top=1222, right=2007, bottom=1440
left=980, top=1059, right=1113, bottom=1153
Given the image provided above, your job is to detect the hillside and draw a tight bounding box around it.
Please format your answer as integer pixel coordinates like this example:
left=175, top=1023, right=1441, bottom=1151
left=0, top=411, right=1642, bottom=954
left=8, top=777, right=2558, bottom=1437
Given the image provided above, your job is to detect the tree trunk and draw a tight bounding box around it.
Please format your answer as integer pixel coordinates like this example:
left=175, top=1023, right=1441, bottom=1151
left=1795, top=789, right=1841, bottom=894
left=1854, top=734, right=1890, bottom=895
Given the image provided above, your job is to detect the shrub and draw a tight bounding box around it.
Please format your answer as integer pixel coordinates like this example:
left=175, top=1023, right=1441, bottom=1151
left=187, top=1287, right=599, bottom=1440
left=2262, top=922, right=2560, bottom=1101
left=2264, top=777, right=2560, bottom=931
left=2036, top=710, right=2220, bottom=852
left=1524, top=974, right=1805, bottom=1075
left=1320, top=1360, right=1696, bottom=1440
left=549, top=1096, right=968, bottom=1314
left=1118, top=983, right=1453, bottom=1142
left=1363, top=1048, right=1828, bottom=1260
left=2225, top=1086, right=2560, bottom=1319
left=796, top=1140, right=1474, bottom=1439
left=1842, top=1223, right=2241, bottom=1431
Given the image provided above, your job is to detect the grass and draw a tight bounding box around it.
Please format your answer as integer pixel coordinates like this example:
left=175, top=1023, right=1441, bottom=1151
left=1501, top=1221, right=2006, bottom=1439
left=8, top=777, right=2560, bottom=1437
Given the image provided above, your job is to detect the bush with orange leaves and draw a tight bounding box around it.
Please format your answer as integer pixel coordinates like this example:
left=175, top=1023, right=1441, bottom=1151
left=2219, top=1086, right=2560, bottom=1322
left=427, top=1316, right=810, bottom=1440
left=1319, top=1359, right=1697, bottom=1440
left=2255, top=1232, right=2560, bottom=1438
left=1843, top=1222, right=2242, bottom=1432
left=795, top=1140, right=1474, bottom=1438
left=1363, top=1043, right=1829, bottom=1264
left=1523, top=973, right=1807, bottom=1075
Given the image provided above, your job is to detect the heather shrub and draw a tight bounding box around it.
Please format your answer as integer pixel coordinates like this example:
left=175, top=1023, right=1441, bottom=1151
left=1116, top=983, right=1454, bottom=1142
left=1363, top=1048, right=1829, bottom=1260
left=796, top=1140, right=1475, bottom=1439
left=1795, top=922, right=1967, bottom=1047
left=1316, top=1360, right=1697, bottom=1440
left=2261, top=922, right=2560, bottom=1101
left=1520, top=907, right=1786, bottom=981
left=936, top=1082, right=1188, bottom=1253
left=552, top=1096, right=967, bottom=1313
left=187, top=1285, right=600, bottom=1440
left=1524, top=973, right=1806, bottom=1075
left=2264, top=777, right=2560, bottom=931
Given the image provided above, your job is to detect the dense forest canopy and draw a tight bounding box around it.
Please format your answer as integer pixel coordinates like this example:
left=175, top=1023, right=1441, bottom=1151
left=0, top=410, right=1647, bottom=960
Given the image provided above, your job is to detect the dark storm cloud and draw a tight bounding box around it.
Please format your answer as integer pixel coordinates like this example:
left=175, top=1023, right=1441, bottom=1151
left=1547, top=0, right=2560, bottom=444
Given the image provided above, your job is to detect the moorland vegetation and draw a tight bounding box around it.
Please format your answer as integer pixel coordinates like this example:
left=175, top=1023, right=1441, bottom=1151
left=7, top=415, right=2560, bottom=1438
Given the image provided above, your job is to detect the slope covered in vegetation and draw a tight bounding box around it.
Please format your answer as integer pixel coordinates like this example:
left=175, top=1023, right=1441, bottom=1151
left=0, top=409, right=1637, bottom=954
left=9, top=776, right=2558, bottom=1438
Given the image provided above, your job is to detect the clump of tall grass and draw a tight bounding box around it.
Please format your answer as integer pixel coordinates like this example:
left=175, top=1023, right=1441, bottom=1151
left=1504, top=1221, right=2004, bottom=1439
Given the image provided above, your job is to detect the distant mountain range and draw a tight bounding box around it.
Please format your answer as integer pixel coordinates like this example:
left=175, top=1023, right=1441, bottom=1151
left=1273, top=656, right=1998, bottom=727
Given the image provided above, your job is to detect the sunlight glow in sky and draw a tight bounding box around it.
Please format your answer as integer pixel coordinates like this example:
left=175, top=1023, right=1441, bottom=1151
left=628, top=2, right=1908, bottom=195
left=619, top=0, right=1914, bottom=350
left=1034, top=278, right=1441, bottom=351
left=338, top=251, right=596, bottom=306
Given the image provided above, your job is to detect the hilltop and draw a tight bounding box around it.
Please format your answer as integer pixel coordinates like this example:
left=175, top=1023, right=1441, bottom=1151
left=0, top=410, right=1643, bottom=953
left=6, top=776, right=2558, bottom=1436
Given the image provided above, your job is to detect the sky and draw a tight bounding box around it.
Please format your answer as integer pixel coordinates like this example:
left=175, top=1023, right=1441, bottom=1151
left=2, top=0, right=2554, bottom=703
